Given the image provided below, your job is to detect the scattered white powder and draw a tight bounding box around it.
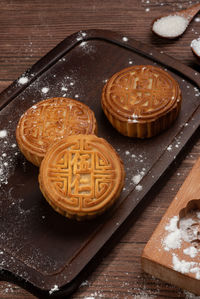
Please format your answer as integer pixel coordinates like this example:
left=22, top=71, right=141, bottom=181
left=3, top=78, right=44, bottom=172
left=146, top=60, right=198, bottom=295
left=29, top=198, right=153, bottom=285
left=18, top=76, right=28, bottom=85
left=145, top=7, right=150, bottom=12
left=80, top=280, right=89, bottom=287
left=80, top=41, right=87, bottom=47
left=153, top=15, right=189, bottom=38
left=195, top=17, right=200, bottom=22
left=135, top=184, right=143, bottom=191
left=163, top=229, right=181, bottom=251
left=76, top=31, right=87, bottom=41
left=1, top=283, right=14, bottom=294
left=190, top=267, right=200, bottom=280
left=125, top=150, right=130, bottom=155
left=49, top=284, right=59, bottom=295
left=132, top=174, right=142, bottom=184
left=0, top=131, right=19, bottom=186
left=163, top=213, right=200, bottom=279
left=61, top=86, right=68, bottom=91
left=165, top=216, right=179, bottom=232
left=167, top=145, right=172, bottom=151
left=122, top=36, right=128, bottom=42
left=184, top=246, right=198, bottom=258
left=172, top=254, right=196, bottom=274
left=0, top=130, right=7, bottom=138
left=184, top=290, right=200, bottom=298
left=179, top=217, right=197, bottom=243
left=191, top=38, right=200, bottom=56
left=41, top=87, right=49, bottom=94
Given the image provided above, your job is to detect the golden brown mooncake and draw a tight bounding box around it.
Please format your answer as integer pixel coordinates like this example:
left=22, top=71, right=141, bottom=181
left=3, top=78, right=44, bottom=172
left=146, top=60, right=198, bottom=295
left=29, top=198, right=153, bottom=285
left=39, top=134, right=125, bottom=220
left=16, top=97, right=97, bottom=166
left=102, top=65, right=182, bottom=138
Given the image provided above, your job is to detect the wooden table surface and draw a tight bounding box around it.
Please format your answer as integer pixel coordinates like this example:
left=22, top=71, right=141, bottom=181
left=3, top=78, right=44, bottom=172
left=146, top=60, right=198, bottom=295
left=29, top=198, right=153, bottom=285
left=0, top=0, right=199, bottom=298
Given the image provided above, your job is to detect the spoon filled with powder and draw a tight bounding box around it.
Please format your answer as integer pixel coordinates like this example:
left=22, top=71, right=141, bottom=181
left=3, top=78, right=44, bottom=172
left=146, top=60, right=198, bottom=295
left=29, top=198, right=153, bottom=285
left=152, top=3, right=200, bottom=39
left=191, top=37, right=200, bottom=60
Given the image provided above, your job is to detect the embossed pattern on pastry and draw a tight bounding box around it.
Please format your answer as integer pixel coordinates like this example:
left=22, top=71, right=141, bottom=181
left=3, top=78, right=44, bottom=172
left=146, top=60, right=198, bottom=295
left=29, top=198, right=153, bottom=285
left=16, top=97, right=97, bottom=166
left=39, top=134, right=125, bottom=220
left=102, top=65, right=182, bottom=138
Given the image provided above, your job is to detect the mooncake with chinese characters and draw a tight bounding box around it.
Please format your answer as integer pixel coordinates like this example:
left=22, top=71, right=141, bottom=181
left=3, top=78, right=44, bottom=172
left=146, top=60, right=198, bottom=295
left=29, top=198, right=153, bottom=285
left=102, top=65, right=182, bottom=138
left=39, top=134, right=125, bottom=220
left=16, top=97, right=97, bottom=166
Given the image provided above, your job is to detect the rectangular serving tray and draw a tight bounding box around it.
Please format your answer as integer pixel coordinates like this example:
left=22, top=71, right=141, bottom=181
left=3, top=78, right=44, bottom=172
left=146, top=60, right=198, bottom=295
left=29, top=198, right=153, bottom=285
left=0, top=29, right=199, bottom=297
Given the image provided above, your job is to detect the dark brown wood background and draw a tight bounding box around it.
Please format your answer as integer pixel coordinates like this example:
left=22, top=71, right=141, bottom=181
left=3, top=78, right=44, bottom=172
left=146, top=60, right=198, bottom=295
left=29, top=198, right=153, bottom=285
left=0, top=0, right=199, bottom=298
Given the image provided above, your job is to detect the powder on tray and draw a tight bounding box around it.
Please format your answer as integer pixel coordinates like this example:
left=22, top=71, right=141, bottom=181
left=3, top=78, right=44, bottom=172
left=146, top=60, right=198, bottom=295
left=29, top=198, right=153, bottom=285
left=153, top=15, right=189, bottom=38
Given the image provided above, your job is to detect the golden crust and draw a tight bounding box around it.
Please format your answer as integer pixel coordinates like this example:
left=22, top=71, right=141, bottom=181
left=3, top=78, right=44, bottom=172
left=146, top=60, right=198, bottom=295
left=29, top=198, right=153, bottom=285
left=16, top=97, right=97, bottom=166
left=39, top=134, right=125, bottom=220
left=102, top=65, right=182, bottom=138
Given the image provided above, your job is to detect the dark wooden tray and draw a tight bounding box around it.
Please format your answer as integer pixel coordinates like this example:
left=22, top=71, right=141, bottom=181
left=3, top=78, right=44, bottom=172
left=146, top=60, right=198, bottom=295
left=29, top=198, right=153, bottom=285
left=0, top=29, right=199, bottom=297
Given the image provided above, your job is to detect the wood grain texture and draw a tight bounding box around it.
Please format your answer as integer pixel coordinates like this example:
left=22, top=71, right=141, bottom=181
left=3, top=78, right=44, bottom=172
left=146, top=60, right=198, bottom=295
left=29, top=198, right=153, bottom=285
left=142, top=158, right=200, bottom=295
left=0, top=0, right=199, bottom=298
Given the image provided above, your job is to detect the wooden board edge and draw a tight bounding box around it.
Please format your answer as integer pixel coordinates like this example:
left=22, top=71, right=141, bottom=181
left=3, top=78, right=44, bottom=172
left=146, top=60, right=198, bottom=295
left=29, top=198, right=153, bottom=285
left=141, top=254, right=200, bottom=296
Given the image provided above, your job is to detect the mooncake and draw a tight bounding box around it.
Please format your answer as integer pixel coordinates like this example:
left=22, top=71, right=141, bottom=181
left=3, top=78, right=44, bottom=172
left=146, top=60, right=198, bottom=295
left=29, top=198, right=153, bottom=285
left=102, top=65, right=182, bottom=138
left=39, top=134, right=125, bottom=220
left=16, top=97, right=97, bottom=166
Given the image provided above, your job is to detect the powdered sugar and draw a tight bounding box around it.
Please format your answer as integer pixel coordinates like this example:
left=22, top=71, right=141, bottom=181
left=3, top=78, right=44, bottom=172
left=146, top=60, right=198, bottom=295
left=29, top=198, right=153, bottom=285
left=191, top=38, right=200, bottom=56
left=76, top=31, right=87, bottom=41
left=153, top=15, right=189, bottom=38
left=79, top=41, right=96, bottom=54
left=135, top=184, right=143, bottom=191
left=132, top=174, right=142, bottom=185
left=49, top=284, right=59, bottom=295
left=184, top=290, right=200, bottom=298
left=167, top=145, right=172, bottom=151
left=0, top=282, right=14, bottom=294
left=163, top=216, right=181, bottom=251
left=172, top=254, right=196, bottom=274
left=18, top=76, right=28, bottom=85
left=80, top=280, right=89, bottom=287
left=165, top=215, right=179, bottom=232
left=41, top=87, right=49, bottom=94
left=162, top=212, right=200, bottom=279
left=0, top=130, right=7, bottom=138
left=122, top=36, right=128, bottom=42
left=61, top=86, right=68, bottom=91
left=184, top=246, right=198, bottom=258
left=0, top=131, right=19, bottom=186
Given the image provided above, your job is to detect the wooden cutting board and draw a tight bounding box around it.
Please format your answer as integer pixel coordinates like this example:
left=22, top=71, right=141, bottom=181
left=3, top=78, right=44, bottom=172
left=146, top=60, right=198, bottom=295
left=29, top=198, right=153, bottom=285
left=142, top=157, right=200, bottom=295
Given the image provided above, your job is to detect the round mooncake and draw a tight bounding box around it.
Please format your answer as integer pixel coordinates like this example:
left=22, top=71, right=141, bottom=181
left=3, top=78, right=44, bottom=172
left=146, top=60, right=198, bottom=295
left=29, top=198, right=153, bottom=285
left=16, top=97, right=97, bottom=166
left=102, top=65, right=182, bottom=138
left=39, top=134, right=125, bottom=220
